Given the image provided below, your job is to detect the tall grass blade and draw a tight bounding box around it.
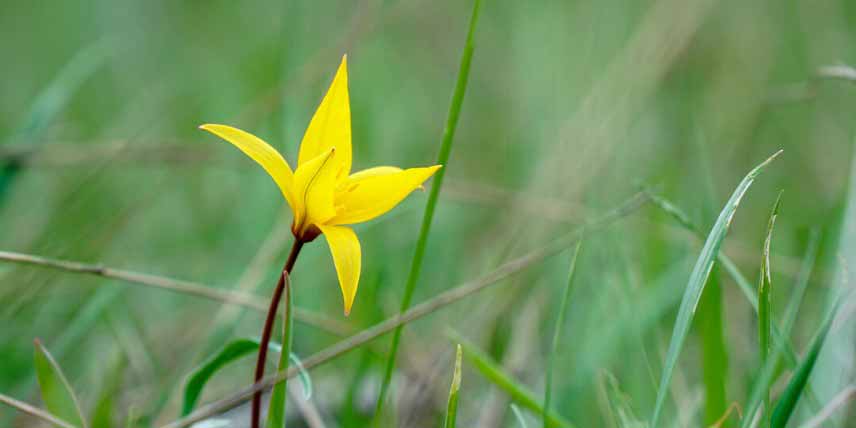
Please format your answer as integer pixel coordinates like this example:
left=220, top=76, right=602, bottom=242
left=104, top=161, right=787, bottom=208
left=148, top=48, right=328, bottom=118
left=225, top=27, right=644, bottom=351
left=452, top=333, right=575, bottom=428
left=181, top=338, right=310, bottom=417
left=758, top=191, right=783, bottom=427
left=373, top=0, right=483, bottom=419
left=650, top=150, right=782, bottom=427
left=544, top=241, right=582, bottom=428
left=770, top=303, right=840, bottom=428
left=699, top=267, right=729, bottom=427
left=33, top=340, right=89, bottom=428
left=266, top=276, right=294, bottom=428
left=696, top=140, right=731, bottom=427
left=444, top=344, right=463, bottom=428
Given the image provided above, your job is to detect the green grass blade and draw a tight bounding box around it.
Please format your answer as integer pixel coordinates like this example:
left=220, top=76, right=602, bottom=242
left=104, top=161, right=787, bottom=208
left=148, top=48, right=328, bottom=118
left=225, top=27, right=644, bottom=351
left=770, top=303, right=840, bottom=428
left=266, top=278, right=294, bottom=428
left=649, top=192, right=801, bottom=370
left=696, top=142, right=731, bottom=427
left=452, top=333, right=575, bottom=428
left=444, top=344, right=463, bottom=428
left=650, top=191, right=825, bottom=414
left=181, top=339, right=259, bottom=416
left=373, top=0, right=483, bottom=419
left=33, top=340, right=88, bottom=428
left=699, top=267, right=729, bottom=426
left=181, top=338, right=310, bottom=417
left=650, top=150, right=781, bottom=427
left=759, top=191, right=783, bottom=427
left=543, top=241, right=582, bottom=428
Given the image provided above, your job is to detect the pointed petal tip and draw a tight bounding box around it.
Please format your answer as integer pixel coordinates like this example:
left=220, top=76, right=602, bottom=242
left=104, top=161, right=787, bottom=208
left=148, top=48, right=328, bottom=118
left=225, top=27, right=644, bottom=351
left=198, top=123, right=221, bottom=132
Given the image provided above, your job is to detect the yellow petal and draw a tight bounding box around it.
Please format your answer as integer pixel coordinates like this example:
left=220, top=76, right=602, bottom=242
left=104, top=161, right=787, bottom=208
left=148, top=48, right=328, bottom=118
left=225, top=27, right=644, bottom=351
left=347, top=166, right=403, bottom=180
left=199, top=124, right=296, bottom=208
left=331, top=165, right=442, bottom=225
left=318, top=224, right=361, bottom=315
left=298, top=55, right=351, bottom=178
left=293, top=148, right=339, bottom=231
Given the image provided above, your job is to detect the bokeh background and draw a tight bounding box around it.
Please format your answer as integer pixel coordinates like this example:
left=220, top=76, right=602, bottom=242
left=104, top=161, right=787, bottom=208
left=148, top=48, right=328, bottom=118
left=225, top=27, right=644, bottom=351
left=2, top=0, right=855, bottom=427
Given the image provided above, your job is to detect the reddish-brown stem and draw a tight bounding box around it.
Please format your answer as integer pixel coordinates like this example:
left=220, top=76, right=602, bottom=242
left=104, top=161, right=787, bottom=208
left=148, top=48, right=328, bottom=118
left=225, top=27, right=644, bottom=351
left=251, top=239, right=304, bottom=428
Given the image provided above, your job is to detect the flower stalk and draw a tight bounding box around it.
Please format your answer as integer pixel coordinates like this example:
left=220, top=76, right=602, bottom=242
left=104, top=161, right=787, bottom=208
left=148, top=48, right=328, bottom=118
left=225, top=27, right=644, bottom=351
left=252, top=239, right=304, bottom=428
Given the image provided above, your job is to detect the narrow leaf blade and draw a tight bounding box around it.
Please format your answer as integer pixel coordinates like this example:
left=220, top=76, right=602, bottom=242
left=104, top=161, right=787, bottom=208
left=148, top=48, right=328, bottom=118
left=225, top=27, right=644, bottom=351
left=770, top=303, right=839, bottom=428
left=650, top=150, right=781, bottom=427
left=34, top=339, right=88, bottom=428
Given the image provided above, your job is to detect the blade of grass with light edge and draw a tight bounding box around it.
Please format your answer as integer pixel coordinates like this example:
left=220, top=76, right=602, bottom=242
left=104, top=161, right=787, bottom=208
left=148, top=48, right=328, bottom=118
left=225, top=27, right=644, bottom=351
left=544, top=241, right=582, bottom=428
left=444, top=344, right=463, bottom=428
left=34, top=339, right=89, bottom=428
left=650, top=150, right=782, bottom=427
left=373, top=0, right=483, bottom=420
left=648, top=192, right=824, bottom=412
left=451, top=332, right=575, bottom=428
left=759, top=191, right=783, bottom=427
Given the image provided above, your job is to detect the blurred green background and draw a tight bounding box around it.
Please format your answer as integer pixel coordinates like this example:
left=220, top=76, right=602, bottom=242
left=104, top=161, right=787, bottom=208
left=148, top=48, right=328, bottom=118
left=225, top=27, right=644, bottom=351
left=2, top=0, right=855, bottom=427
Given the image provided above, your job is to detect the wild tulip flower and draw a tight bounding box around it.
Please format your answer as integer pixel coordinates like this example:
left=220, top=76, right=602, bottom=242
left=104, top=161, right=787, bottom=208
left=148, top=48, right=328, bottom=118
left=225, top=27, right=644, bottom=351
left=200, top=56, right=440, bottom=314
left=199, top=55, right=440, bottom=428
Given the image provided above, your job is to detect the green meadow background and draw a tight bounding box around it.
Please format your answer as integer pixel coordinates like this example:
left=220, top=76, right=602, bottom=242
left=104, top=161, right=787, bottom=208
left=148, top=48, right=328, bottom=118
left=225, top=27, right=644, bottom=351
left=2, top=0, right=855, bottom=427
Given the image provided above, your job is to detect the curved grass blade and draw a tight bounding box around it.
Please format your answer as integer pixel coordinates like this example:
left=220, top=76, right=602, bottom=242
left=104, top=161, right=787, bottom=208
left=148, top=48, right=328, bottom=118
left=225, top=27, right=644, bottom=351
left=544, top=241, right=582, bottom=428
left=34, top=339, right=89, bottom=428
left=650, top=150, right=782, bottom=427
left=181, top=338, right=311, bottom=416
left=373, top=0, right=483, bottom=420
left=444, top=344, right=463, bottom=428
left=770, top=302, right=841, bottom=428
left=649, top=190, right=824, bottom=411
left=758, top=191, right=783, bottom=427
left=451, top=332, right=574, bottom=428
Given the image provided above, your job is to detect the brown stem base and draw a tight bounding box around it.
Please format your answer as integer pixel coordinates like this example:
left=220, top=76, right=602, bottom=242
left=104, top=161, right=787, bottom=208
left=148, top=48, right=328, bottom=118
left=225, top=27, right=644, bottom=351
left=251, top=239, right=304, bottom=428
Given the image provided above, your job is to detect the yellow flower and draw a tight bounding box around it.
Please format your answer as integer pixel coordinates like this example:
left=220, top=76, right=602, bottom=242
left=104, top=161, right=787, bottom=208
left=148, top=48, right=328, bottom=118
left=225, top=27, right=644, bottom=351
left=199, top=56, right=441, bottom=315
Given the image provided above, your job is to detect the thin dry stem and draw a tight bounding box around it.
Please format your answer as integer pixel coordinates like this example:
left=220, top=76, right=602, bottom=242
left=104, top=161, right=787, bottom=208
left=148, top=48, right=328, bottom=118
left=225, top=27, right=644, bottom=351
left=0, top=393, right=79, bottom=428
left=0, top=250, right=351, bottom=336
